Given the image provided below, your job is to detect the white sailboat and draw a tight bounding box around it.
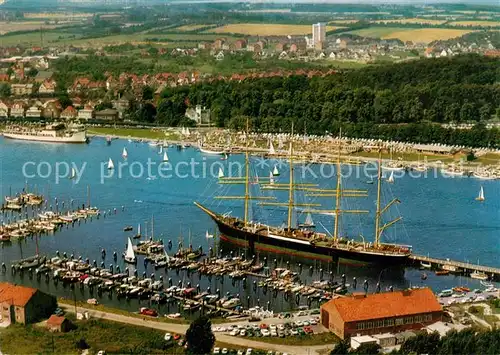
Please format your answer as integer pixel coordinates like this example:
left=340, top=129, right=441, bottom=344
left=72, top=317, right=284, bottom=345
left=269, top=171, right=275, bottom=185
left=218, top=167, right=224, bottom=179
left=122, top=147, right=128, bottom=159
left=475, top=186, right=485, bottom=201
left=107, top=158, right=114, bottom=170
left=269, top=140, right=276, bottom=155
left=387, top=171, right=394, bottom=183
left=124, top=237, right=136, bottom=263
left=272, top=166, right=280, bottom=176
left=163, top=151, right=169, bottom=162
left=134, top=223, right=141, bottom=239
left=205, top=230, right=214, bottom=239
left=159, top=145, right=163, bottom=154
left=69, top=167, right=76, bottom=179
left=299, top=212, right=315, bottom=228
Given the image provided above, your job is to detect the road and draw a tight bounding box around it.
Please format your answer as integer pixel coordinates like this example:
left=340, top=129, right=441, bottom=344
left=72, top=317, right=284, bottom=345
left=60, top=304, right=333, bottom=355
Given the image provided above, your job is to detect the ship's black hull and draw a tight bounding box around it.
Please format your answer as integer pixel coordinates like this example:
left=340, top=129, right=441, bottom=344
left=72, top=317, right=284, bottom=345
left=212, top=217, right=409, bottom=266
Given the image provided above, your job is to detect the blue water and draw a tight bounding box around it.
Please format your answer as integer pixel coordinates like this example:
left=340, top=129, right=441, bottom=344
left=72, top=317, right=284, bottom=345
left=0, top=136, right=499, bottom=312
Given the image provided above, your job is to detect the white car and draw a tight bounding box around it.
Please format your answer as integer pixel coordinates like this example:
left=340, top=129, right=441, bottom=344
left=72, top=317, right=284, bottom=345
left=213, top=348, right=221, bottom=354
left=164, top=333, right=172, bottom=341
left=309, top=319, right=317, bottom=325
left=246, top=349, right=253, bottom=355
left=240, top=329, right=246, bottom=336
left=277, top=324, right=285, bottom=330
left=237, top=351, right=244, bottom=355
left=230, top=329, right=239, bottom=336
left=303, top=321, right=310, bottom=326
left=476, top=296, right=486, bottom=302
left=269, top=324, right=277, bottom=330
left=290, top=329, right=298, bottom=335
left=270, top=330, right=278, bottom=337
left=295, top=321, right=303, bottom=327
left=222, top=348, right=228, bottom=354
left=261, top=329, right=270, bottom=337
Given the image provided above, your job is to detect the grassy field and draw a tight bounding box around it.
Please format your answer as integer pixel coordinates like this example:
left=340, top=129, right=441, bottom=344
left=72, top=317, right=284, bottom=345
left=449, top=20, right=500, bottom=27
left=346, top=27, right=473, bottom=43
left=209, top=23, right=342, bottom=36
left=175, top=24, right=212, bottom=31
left=328, top=19, right=359, bottom=24
left=88, top=127, right=181, bottom=141
left=0, top=21, right=76, bottom=35
left=0, top=31, right=82, bottom=46
left=476, top=153, right=500, bottom=165
left=0, top=319, right=178, bottom=354
left=373, top=18, right=447, bottom=25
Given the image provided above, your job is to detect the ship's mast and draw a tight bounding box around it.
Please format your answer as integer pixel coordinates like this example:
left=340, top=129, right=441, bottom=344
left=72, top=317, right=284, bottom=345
left=244, top=119, right=250, bottom=226
left=375, top=150, right=382, bottom=247
left=287, top=123, right=294, bottom=229
left=374, top=148, right=402, bottom=247
left=333, top=129, right=342, bottom=242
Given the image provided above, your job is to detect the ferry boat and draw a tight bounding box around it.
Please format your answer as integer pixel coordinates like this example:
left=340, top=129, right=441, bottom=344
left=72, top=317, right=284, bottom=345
left=195, top=128, right=412, bottom=266
left=3, top=123, right=87, bottom=143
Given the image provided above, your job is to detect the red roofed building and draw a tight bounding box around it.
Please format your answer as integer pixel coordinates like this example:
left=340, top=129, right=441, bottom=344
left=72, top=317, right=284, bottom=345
left=46, top=315, right=72, bottom=332
left=0, top=282, right=57, bottom=324
left=320, top=288, right=442, bottom=339
left=61, top=105, right=78, bottom=120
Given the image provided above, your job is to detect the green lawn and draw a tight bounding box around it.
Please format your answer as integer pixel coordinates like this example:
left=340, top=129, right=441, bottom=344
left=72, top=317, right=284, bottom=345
left=0, top=318, right=180, bottom=354
left=87, top=127, right=181, bottom=141
left=0, top=31, right=83, bottom=46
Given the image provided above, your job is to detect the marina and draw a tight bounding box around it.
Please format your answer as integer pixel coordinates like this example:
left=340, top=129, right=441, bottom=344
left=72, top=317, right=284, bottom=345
left=0, top=134, right=499, bottom=316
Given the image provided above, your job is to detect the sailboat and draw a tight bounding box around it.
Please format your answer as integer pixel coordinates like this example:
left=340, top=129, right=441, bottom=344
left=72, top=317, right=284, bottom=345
left=69, top=167, right=76, bottom=179
left=272, top=166, right=280, bottom=176
left=221, top=153, right=228, bottom=161
left=124, top=237, right=136, bottom=263
left=122, top=147, right=128, bottom=159
left=298, top=213, right=315, bottom=228
left=269, top=140, right=276, bottom=155
left=194, top=124, right=411, bottom=265
left=159, top=145, right=163, bottom=154
left=205, top=230, right=214, bottom=239
left=475, top=186, right=485, bottom=201
left=387, top=171, right=395, bottom=183
left=163, top=151, right=169, bottom=162
left=133, top=223, right=142, bottom=239
left=218, top=167, right=224, bottom=179
left=107, top=158, right=114, bottom=170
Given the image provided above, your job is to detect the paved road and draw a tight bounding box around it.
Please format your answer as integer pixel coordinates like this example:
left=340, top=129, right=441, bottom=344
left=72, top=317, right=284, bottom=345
left=60, top=305, right=332, bottom=355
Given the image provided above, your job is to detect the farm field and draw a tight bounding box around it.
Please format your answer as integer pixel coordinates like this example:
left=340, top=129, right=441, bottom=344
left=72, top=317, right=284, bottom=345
left=328, top=19, right=359, bottom=24
left=346, top=27, right=473, bottom=43
left=23, top=12, right=94, bottom=19
left=373, top=18, right=447, bottom=25
left=449, top=21, right=500, bottom=27
left=209, top=23, right=342, bottom=36
left=0, top=31, right=82, bottom=46
left=0, top=21, right=78, bottom=35
left=175, top=24, right=211, bottom=31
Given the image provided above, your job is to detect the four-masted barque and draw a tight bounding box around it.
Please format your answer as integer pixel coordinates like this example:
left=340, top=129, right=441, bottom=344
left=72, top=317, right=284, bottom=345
left=195, top=125, right=412, bottom=265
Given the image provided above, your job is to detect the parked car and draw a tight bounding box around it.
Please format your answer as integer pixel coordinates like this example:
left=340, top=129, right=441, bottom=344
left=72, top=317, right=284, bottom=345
left=222, top=348, right=228, bottom=354
left=164, top=333, right=172, bottom=341
left=261, top=329, right=270, bottom=337
left=213, top=348, right=221, bottom=354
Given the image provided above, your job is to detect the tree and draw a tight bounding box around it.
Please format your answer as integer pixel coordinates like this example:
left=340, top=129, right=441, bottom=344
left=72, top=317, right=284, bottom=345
left=27, top=68, right=38, bottom=78
left=479, top=103, right=492, bottom=121
left=185, top=316, right=215, bottom=355
left=135, top=103, right=157, bottom=123
left=460, top=102, right=476, bottom=122
left=142, top=85, right=154, bottom=101
left=352, top=343, right=381, bottom=355
left=0, top=83, right=11, bottom=98
left=330, top=339, right=350, bottom=355
left=400, top=332, right=440, bottom=355
left=95, top=101, right=113, bottom=111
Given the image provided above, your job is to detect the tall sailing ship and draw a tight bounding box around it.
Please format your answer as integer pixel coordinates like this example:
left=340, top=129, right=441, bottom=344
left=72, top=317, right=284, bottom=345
left=195, top=128, right=412, bottom=266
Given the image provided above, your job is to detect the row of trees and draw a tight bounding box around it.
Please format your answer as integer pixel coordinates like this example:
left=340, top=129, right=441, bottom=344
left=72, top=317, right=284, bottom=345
left=154, top=55, right=499, bottom=147
left=331, top=328, right=500, bottom=355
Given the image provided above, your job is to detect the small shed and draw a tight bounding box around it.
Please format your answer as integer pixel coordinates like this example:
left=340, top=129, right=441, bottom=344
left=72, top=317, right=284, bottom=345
left=46, top=315, right=72, bottom=333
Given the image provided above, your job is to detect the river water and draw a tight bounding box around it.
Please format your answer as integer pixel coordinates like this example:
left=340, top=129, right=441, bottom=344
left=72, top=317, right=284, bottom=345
left=0, top=136, right=499, bottom=314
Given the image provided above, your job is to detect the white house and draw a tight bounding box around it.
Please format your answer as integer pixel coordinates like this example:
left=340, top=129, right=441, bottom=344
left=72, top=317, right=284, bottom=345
left=215, top=51, right=225, bottom=61
left=25, top=105, right=42, bottom=118
left=77, top=106, right=94, bottom=120
left=0, top=101, right=9, bottom=118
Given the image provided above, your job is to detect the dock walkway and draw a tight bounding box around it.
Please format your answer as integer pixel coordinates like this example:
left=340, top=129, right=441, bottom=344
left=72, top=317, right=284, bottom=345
left=410, top=254, right=500, bottom=280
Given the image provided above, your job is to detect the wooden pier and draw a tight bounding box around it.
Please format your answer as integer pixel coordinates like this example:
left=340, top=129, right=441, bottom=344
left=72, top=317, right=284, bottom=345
left=409, top=254, right=500, bottom=281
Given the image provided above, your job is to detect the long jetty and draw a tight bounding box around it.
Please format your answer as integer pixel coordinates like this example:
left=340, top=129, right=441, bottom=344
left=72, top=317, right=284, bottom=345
left=409, top=254, right=500, bottom=281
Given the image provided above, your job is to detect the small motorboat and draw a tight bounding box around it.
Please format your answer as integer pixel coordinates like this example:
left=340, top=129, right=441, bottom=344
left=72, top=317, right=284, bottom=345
left=435, top=270, right=450, bottom=276
left=421, top=272, right=427, bottom=280
left=123, top=226, right=133, bottom=232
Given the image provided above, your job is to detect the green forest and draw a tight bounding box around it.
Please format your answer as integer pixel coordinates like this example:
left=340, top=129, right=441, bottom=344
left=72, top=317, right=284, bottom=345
left=156, top=55, right=500, bottom=148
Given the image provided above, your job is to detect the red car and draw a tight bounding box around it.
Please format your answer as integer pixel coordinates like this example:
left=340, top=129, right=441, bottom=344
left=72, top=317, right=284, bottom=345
left=139, top=307, right=158, bottom=317
left=303, top=326, right=314, bottom=334
left=173, top=334, right=181, bottom=341
left=259, top=323, right=268, bottom=329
